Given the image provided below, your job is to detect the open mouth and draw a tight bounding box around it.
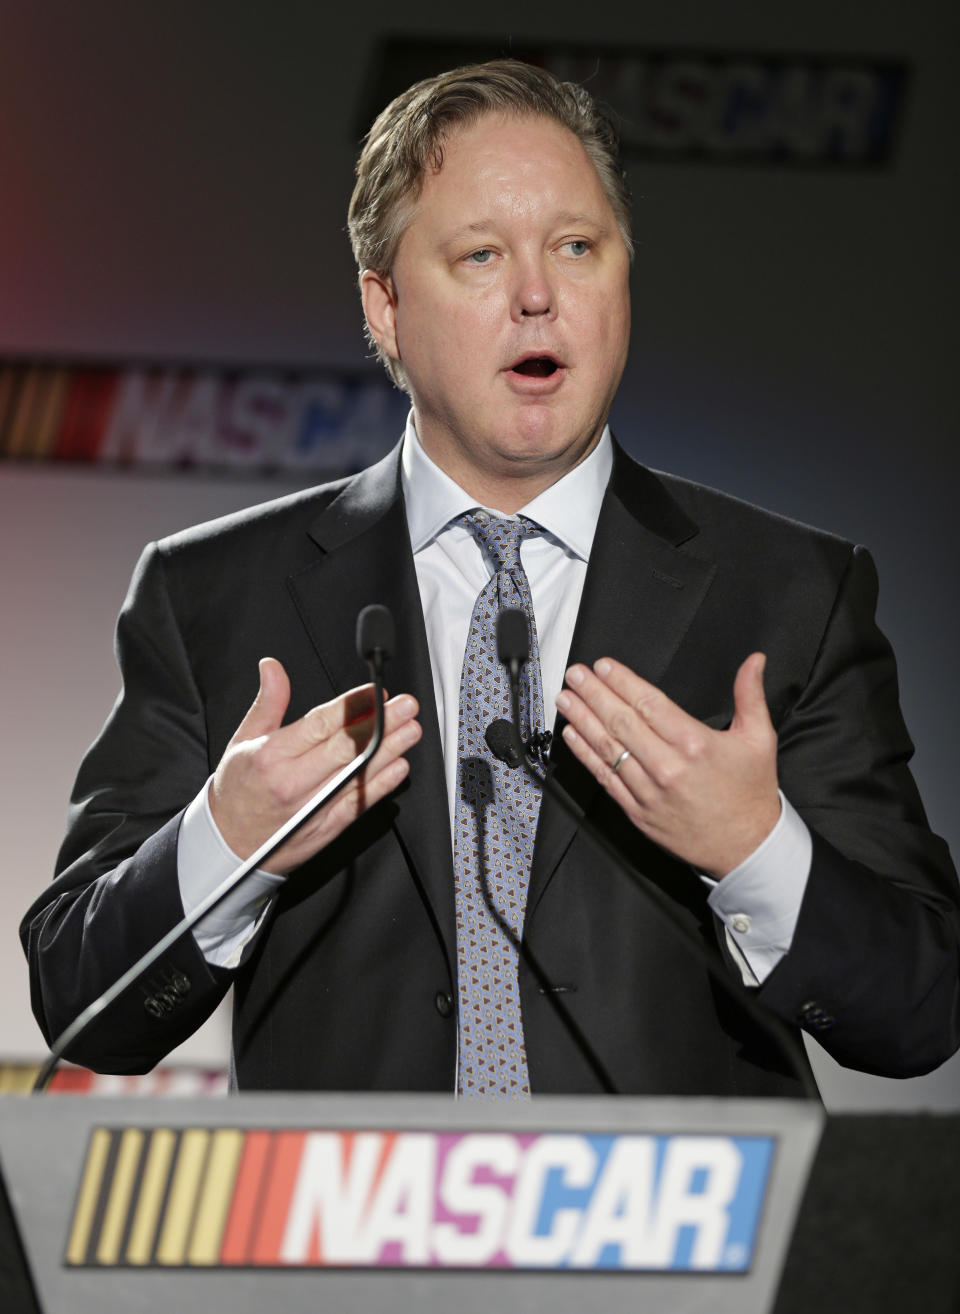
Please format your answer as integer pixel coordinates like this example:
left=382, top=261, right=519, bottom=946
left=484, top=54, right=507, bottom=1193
left=510, top=356, right=561, bottom=378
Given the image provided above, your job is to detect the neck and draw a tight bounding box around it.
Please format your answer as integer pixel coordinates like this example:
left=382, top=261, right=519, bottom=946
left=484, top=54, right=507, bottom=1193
left=416, top=431, right=604, bottom=515
left=448, top=472, right=557, bottom=516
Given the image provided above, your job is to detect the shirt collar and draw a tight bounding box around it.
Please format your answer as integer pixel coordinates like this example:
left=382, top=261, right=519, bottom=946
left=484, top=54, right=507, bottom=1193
left=401, top=412, right=613, bottom=562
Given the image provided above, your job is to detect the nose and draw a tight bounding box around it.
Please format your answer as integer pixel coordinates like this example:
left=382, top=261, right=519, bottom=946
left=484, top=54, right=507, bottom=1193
left=510, top=255, right=556, bottom=321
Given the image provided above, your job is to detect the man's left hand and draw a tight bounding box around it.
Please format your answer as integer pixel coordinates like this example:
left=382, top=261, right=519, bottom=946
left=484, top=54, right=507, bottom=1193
left=554, top=653, right=781, bottom=878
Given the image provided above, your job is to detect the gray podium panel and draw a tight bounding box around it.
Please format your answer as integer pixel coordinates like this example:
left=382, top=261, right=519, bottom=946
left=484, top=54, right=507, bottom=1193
left=0, top=1093, right=823, bottom=1314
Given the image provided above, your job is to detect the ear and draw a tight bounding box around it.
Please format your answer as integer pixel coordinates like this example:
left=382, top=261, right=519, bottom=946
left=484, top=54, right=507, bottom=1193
left=360, top=269, right=400, bottom=363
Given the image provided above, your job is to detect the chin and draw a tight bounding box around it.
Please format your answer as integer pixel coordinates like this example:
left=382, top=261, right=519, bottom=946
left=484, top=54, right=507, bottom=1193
left=506, top=404, right=571, bottom=448
left=513, top=410, right=599, bottom=461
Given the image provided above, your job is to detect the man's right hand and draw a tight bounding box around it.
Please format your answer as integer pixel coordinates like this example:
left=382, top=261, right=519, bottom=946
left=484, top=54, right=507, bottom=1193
left=209, top=657, right=421, bottom=874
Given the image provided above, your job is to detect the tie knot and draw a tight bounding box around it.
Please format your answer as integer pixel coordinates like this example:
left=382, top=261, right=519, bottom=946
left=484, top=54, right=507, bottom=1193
left=460, top=510, right=538, bottom=573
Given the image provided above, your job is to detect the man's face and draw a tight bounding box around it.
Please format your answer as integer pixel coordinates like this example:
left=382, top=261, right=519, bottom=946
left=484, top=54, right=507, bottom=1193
left=362, top=113, right=632, bottom=508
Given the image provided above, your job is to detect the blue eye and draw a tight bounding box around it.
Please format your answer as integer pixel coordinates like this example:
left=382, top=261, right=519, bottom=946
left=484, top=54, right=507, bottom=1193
left=564, top=240, right=590, bottom=257
left=467, top=249, right=493, bottom=264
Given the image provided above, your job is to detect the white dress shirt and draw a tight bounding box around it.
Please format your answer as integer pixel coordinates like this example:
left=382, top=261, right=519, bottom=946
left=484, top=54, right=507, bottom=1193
left=179, top=416, right=811, bottom=982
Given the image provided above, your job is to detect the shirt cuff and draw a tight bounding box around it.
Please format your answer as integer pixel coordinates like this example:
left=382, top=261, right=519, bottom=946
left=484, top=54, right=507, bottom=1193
left=177, top=777, right=285, bottom=968
left=702, top=791, right=812, bottom=985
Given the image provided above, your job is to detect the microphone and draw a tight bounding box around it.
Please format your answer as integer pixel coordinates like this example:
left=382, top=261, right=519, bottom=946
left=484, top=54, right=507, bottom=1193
left=495, top=607, right=819, bottom=1100
left=485, top=719, right=552, bottom=769
left=496, top=606, right=529, bottom=676
left=485, top=718, right=524, bottom=768
left=32, top=604, right=395, bottom=1093
left=489, top=609, right=552, bottom=765
left=357, top=603, right=394, bottom=670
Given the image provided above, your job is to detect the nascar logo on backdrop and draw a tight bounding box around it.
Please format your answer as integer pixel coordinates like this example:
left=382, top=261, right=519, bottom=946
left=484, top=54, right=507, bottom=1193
left=0, top=360, right=406, bottom=474
left=366, top=38, right=908, bottom=168
left=65, top=1126, right=774, bottom=1271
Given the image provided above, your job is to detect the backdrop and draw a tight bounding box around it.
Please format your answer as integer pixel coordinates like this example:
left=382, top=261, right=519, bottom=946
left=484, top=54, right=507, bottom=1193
left=1, top=1, right=956, bottom=1108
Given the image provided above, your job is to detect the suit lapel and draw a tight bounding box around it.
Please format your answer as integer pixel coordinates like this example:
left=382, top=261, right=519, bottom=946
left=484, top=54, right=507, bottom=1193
left=527, top=444, right=717, bottom=915
left=287, top=446, right=456, bottom=969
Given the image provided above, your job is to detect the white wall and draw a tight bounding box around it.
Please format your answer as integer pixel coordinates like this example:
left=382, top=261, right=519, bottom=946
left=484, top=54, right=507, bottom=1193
left=0, top=464, right=303, bottom=1069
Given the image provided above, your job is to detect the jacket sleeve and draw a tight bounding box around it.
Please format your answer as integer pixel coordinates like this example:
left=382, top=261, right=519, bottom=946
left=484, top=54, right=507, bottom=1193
left=758, top=545, right=960, bottom=1076
left=20, top=543, right=233, bottom=1074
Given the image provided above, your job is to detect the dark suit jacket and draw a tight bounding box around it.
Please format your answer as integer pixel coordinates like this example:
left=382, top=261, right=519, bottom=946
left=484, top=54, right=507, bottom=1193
left=21, top=442, right=960, bottom=1095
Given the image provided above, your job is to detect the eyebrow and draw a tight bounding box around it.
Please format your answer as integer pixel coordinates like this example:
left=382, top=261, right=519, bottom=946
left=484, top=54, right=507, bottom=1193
left=551, top=211, right=608, bottom=231
left=444, top=212, right=610, bottom=244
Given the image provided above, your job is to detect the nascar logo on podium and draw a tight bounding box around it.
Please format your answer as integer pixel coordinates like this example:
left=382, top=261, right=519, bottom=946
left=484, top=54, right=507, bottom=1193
left=65, top=1126, right=774, bottom=1272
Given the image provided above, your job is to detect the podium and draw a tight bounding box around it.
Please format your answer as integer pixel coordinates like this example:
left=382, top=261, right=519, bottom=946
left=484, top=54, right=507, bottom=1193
left=1, top=1093, right=957, bottom=1314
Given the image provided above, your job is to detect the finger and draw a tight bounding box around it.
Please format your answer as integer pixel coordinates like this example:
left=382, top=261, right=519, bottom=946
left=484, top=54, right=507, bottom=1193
left=353, top=709, right=422, bottom=791
left=326, top=754, right=413, bottom=829
left=284, top=754, right=413, bottom=862
left=341, top=690, right=415, bottom=746
left=557, top=683, right=675, bottom=790
left=340, top=694, right=420, bottom=761
left=292, top=694, right=420, bottom=794
left=229, top=657, right=291, bottom=745
left=274, top=683, right=388, bottom=759
left=296, top=683, right=381, bottom=749
left=383, top=693, right=420, bottom=734
left=313, top=706, right=422, bottom=797
left=584, top=658, right=698, bottom=748
left=267, top=717, right=421, bottom=870
left=557, top=683, right=627, bottom=765
left=560, top=718, right=648, bottom=823
left=731, top=653, right=773, bottom=736
left=316, top=691, right=417, bottom=758
left=562, top=663, right=686, bottom=769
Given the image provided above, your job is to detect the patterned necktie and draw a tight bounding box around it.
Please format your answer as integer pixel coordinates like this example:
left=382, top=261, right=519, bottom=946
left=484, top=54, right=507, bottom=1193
left=453, top=510, right=546, bottom=1098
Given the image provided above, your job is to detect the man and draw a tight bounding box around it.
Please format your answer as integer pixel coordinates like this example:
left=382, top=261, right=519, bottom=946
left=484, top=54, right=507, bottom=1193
left=22, top=61, right=960, bottom=1096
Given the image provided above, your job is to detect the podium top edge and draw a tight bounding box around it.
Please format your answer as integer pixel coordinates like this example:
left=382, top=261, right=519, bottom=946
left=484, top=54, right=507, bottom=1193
left=1, top=1092, right=827, bottom=1135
